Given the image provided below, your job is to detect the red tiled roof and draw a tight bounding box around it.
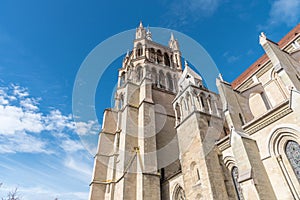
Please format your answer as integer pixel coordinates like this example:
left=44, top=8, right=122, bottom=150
left=232, top=23, right=300, bottom=89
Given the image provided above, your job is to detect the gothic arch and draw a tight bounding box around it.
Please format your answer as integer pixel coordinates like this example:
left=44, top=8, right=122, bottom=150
left=118, top=93, right=124, bottom=110
left=159, top=70, right=166, bottom=89
left=190, top=161, right=200, bottom=183
left=166, top=72, right=173, bottom=91
left=172, top=184, right=186, bottom=200
left=120, top=71, right=126, bottom=87
left=268, top=126, right=300, bottom=198
left=173, top=74, right=178, bottom=92
left=157, top=50, right=163, bottom=64
left=136, top=43, right=143, bottom=57
left=144, top=65, right=150, bottom=78
left=199, top=92, right=206, bottom=111
left=180, top=97, right=187, bottom=119
left=149, top=48, right=155, bottom=62
left=174, top=102, right=182, bottom=124
left=185, top=92, right=192, bottom=112
left=136, top=65, right=143, bottom=82
left=151, top=68, right=157, bottom=85
left=207, top=94, right=212, bottom=114
left=164, top=52, right=170, bottom=66
left=223, top=156, right=237, bottom=171
left=268, top=126, right=300, bottom=157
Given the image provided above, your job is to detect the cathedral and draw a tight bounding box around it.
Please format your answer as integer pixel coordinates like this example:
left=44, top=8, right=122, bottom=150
left=89, top=22, right=300, bottom=200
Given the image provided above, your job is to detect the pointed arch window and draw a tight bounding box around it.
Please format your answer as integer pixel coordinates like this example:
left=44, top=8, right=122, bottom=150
left=149, top=48, right=155, bottom=62
left=232, top=167, right=244, bottom=200
left=175, top=103, right=181, bottom=124
left=164, top=53, right=170, bottom=66
left=285, top=140, right=300, bottom=182
left=200, top=95, right=205, bottom=108
left=118, top=93, right=124, bottom=110
left=157, top=50, right=163, bottom=64
left=166, top=73, right=173, bottom=91
left=136, top=66, right=143, bottom=82
left=136, top=43, right=143, bottom=57
left=173, top=185, right=186, bottom=200
left=159, top=70, right=165, bottom=89
left=120, top=72, right=126, bottom=86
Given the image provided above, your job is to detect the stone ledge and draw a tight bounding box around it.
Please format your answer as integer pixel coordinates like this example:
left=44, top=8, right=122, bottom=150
left=243, top=100, right=292, bottom=135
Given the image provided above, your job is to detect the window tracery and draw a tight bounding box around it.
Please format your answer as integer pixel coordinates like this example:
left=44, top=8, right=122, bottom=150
left=173, top=185, right=186, bottom=200
left=285, top=140, right=300, bottom=182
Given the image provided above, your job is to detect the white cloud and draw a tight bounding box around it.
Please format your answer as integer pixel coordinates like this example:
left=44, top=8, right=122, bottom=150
left=12, top=84, right=29, bottom=98
left=20, top=98, right=39, bottom=111
left=223, top=51, right=240, bottom=63
left=164, top=0, right=221, bottom=27
left=0, top=84, right=100, bottom=154
left=0, top=105, right=44, bottom=135
left=0, top=132, right=48, bottom=154
left=269, top=0, right=300, bottom=27
left=60, top=138, right=85, bottom=152
left=75, top=120, right=99, bottom=136
left=44, top=110, right=75, bottom=131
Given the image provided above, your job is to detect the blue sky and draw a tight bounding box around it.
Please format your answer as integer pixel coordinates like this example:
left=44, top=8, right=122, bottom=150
left=0, top=0, right=299, bottom=199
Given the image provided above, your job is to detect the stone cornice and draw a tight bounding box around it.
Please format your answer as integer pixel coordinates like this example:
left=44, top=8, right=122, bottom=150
left=215, top=135, right=230, bottom=151
left=243, top=100, right=292, bottom=135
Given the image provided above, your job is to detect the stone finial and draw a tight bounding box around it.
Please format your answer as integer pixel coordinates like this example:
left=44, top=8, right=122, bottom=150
left=139, top=21, right=143, bottom=28
left=184, top=60, right=189, bottom=68
left=259, top=32, right=267, bottom=45
left=146, top=26, right=152, bottom=41
left=218, top=73, right=224, bottom=81
left=170, top=32, right=175, bottom=41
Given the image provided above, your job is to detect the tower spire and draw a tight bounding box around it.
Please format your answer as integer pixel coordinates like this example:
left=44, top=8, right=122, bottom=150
left=139, top=21, right=144, bottom=28
left=170, top=32, right=175, bottom=41
left=169, top=33, right=180, bottom=51
left=136, top=21, right=146, bottom=39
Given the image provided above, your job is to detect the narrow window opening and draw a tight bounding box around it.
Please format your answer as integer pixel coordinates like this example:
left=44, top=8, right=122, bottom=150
left=239, top=113, right=245, bottom=125
left=200, top=96, right=205, bottom=107
left=196, top=168, right=200, bottom=180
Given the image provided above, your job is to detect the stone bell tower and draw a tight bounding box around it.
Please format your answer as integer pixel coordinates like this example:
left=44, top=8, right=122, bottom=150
left=89, top=22, right=183, bottom=200
left=172, top=62, right=231, bottom=199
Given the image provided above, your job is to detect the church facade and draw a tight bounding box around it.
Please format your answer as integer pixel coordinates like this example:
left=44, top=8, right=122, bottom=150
left=89, top=23, right=300, bottom=200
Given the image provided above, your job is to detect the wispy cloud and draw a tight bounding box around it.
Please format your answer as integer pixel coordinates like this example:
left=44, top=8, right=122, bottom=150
left=265, top=0, right=300, bottom=28
left=75, top=120, right=99, bottom=136
left=0, top=132, right=48, bottom=154
left=163, top=0, right=221, bottom=27
left=223, top=51, right=240, bottom=63
left=64, top=155, right=92, bottom=177
left=60, top=138, right=85, bottom=152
